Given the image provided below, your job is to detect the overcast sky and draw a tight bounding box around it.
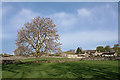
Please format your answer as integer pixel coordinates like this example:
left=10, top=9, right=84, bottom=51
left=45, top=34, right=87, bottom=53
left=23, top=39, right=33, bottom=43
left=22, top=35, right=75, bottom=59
left=2, top=2, right=118, bottom=54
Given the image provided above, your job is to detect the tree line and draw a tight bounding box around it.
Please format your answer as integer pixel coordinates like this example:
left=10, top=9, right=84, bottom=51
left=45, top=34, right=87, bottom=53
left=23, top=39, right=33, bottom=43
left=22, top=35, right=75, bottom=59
left=76, top=44, right=120, bottom=56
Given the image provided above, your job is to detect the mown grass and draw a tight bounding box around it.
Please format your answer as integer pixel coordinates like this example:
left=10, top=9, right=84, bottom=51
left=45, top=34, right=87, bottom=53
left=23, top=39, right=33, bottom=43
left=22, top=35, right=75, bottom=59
left=2, top=59, right=119, bottom=79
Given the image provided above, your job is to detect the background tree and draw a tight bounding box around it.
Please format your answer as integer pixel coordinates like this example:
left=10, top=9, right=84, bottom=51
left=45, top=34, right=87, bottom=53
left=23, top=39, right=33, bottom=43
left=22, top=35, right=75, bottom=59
left=104, top=45, right=111, bottom=52
left=3, top=53, right=9, bottom=57
left=96, top=46, right=105, bottom=52
left=15, top=16, right=62, bottom=63
left=113, top=44, right=119, bottom=52
left=76, top=47, right=82, bottom=54
left=112, top=44, right=120, bottom=56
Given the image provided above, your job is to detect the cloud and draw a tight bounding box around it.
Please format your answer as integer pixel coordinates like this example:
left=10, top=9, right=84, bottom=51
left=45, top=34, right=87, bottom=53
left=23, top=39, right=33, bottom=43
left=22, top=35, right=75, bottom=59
left=77, top=8, right=91, bottom=17
left=49, top=4, right=117, bottom=35
left=0, top=5, right=1, bottom=16
left=9, top=8, right=40, bottom=30
left=11, top=8, right=39, bottom=30
left=1, top=5, right=14, bottom=40
left=2, top=3, right=118, bottom=53
left=2, top=5, right=13, bottom=16
left=60, top=30, right=118, bottom=50
left=2, top=8, right=39, bottom=39
left=2, top=33, right=15, bottom=39
left=4, top=4, right=117, bottom=44
left=10, top=8, right=38, bottom=30
left=49, top=12, right=76, bottom=32
left=47, top=4, right=117, bottom=35
left=19, top=8, right=35, bottom=17
left=0, top=2, right=2, bottom=53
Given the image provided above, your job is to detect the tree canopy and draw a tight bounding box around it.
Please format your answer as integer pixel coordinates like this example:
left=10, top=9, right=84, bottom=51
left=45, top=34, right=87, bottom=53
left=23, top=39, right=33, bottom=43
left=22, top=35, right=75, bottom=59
left=104, top=45, right=111, bottom=52
left=112, top=44, right=120, bottom=56
left=96, top=46, right=105, bottom=52
left=14, top=16, right=62, bottom=62
left=76, top=47, right=82, bottom=54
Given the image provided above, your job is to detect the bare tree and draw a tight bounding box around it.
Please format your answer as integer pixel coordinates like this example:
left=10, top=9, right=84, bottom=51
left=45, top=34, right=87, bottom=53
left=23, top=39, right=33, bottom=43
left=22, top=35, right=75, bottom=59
left=14, top=16, right=62, bottom=63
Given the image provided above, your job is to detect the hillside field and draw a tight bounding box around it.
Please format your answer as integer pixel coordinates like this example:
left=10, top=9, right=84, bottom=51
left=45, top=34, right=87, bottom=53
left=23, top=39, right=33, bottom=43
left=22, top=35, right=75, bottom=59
left=2, top=58, right=119, bottom=80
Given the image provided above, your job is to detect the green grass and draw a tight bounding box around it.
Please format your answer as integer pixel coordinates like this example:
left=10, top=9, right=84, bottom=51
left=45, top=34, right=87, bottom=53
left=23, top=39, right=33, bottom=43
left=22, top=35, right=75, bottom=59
left=2, top=60, right=119, bottom=79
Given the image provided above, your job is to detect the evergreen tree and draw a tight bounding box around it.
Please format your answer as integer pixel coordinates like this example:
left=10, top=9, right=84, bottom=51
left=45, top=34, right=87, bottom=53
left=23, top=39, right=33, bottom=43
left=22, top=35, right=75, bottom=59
left=76, top=47, right=82, bottom=54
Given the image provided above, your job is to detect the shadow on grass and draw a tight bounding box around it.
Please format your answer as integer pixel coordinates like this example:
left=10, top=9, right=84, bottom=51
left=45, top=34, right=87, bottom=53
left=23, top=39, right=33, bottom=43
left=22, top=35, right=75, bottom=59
left=2, top=63, right=42, bottom=78
left=50, top=62, right=119, bottom=80
left=2, top=61, right=119, bottom=80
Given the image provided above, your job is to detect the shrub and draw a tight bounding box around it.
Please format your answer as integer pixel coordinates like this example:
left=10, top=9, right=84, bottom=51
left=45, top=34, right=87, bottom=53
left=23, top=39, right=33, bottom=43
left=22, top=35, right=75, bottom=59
left=54, top=53, right=60, bottom=56
left=9, top=55, right=14, bottom=56
left=49, top=54, right=54, bottom=56
left=3, top=53, right=9, bottom=57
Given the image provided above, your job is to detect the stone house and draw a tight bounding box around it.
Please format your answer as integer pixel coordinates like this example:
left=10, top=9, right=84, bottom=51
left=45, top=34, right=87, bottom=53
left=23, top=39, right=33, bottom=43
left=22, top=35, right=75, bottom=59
left=101, top=52, right=117, bottom=57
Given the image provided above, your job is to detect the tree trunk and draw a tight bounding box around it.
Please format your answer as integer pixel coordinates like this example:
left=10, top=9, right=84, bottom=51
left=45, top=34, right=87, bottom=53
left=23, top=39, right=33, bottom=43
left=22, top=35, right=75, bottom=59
left=36, top=56, right=38, bottom=63
left=35, top=52, right=39, bottom=63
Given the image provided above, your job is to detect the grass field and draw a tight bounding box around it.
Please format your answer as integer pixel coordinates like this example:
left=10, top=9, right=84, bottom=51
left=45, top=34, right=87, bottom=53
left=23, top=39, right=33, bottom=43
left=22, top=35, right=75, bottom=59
left=2, top=58, right=119, bottom=79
